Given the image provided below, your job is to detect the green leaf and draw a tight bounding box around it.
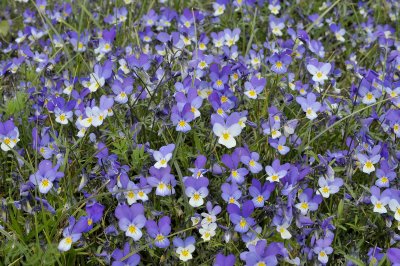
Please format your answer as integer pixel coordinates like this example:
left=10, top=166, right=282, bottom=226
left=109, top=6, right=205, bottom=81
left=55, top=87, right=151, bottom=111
left=5, top=92, right=28, bottom=116
left=0, top=20, right=10, bottom=36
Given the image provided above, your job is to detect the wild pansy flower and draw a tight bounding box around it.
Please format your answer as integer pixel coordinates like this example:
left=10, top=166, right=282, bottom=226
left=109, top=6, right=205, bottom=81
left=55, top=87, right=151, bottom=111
left=201, top=201, right=221, bottom=226
left=210, top=64, right=231, bottom=91
left=375, top=160, right=396, bottom=187
left=358, top=79, right=382, bottom=105
left=356, top=152, right=380, bottom=174
left=272, top=213, right=292, bottom=239
left=213, top=2, right=225, bottom=16
left=269, top=52, right=292, bottom=74
left=330, top=23, right=346, bottom=42
left=173, top=236, right=196, bottom=262
left=268, top=1, right=281, bottom=15
left=171, top=104, right=195, bottom=132
left=316, top=176, right=343, bottom=198
left=227, top=200, right=255, bottom=233
left=184, top=177, right=209, bottom=207
left=221, top=182, right=242, bottom=206
left=244, top=75, right=266, bottom=99
left=240, top=240, right=280, bottom=265
left=295, top=188, right=322, bottom=215
left=265, top=159, right=290, bottom=183
left=69, top=31, right=90, bottom=52
left=94, top=28, right=116, bottom=58
left=111, top=78, right=133, bottom=104
left=147, top=166, right=176, bottom=196
left=249, top=179, right=275, bottom=207
left=111, top=242, right=140, bottom=266
left=221, top=149, right=249, bottom=184
left=80, top=105, right=108, bottom=128
left=296, top=92, right=321, bottom=120
left=47, top=97, right=76, bottom=125
left=123, top=181, right=140, bottom=205
left=175, top=88, right=203, bottom=119
left=306, top=60, right=331, bottom=83
left=270, top=136, right=290, bottom=155
left=224, top=28, right=240, bottom=47
left=211, top=113, right=243, bottom=149
left=145, top=216, right=171, bottom=248
left=0, top=120, right=20, bottom=151
left=210, top=31, right=225, bottom=48
left=82, top=202, right=105, bottom=232
left=269, top=15, right=285, bottom=36
left=240, top=150, right=263, bottom=174
left=151, top=144, right=175, bottom=169
left=58, top=216, right=87, bottom=252
left=188, top=155, right=208, bottom=178
left=29, top=160, right=64, bottom=194
left=199, top=222, right=217, bottom=241
left=313, top=237, right=333, bottom=264
left=214, top=253, right=236, bottom=266
left=114, top=203, right=146, bottom=241
left=88, top=60, right=113, bottom=92
left=370, top=186, right=391, bottom=214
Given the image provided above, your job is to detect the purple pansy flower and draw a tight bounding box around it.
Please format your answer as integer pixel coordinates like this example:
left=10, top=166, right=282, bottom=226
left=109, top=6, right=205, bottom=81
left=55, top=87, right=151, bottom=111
left=145, top=216, right=171, bottom=248
left=295, top=188, right=322, bottom=215
left=29, top=160, right=64, bottom=194
left=227, top=200, right=255, bottom=233
left=114, top=203, right=147, bottom=241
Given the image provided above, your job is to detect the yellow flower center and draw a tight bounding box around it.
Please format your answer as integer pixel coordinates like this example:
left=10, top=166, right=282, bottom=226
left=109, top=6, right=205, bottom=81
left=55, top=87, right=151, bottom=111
left=193, top=192, right=201, bottom=201
left=87, top=218, right=93, bottom=226
left=249, top=160, right=255, bottom=167
left=257, top=195, right=264, bottom=203
left=322, top=186, right=329, bottom=194
left=128, top=225, right=137, bottom=234
left=249, top=90, right=256, bottom=97
left=301, top=202, right=308, bottom=210
left=239, top=218, right=247, bottom=228
left=127, top=191, right=135, bottom=199
left=231, top=170, right=238, bottom=177
left=158, top=182, right=166, bottom=190
left=156, top=234, right=164, bottom=241
left=366, top=92, right=374, bottom=100
left=41, top=179, right=50, bottom=187
left=277, top=145, right=284, bottom=151
left=275, top=61, right=283, bottom=69
left=178, top=120, right=186, bottom=127
left=4, top=138, right=11, bottom=145
left=216, top=80, right=223, bottom=87
left=365, top=161, right=373, bottom=169
left=65, top=236, right=73, bottom=244
left=221, top=95, right=228, bottom=103
left=59, top=114, right=66, bottom=121
left=222, top=133, right=230, bottom=140
left=316, top=72, right=323, bottom=78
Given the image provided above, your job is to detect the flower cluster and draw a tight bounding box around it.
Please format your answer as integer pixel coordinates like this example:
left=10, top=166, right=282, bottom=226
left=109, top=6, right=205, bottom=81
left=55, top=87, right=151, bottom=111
left=1, top=0, right=400, bottom=265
